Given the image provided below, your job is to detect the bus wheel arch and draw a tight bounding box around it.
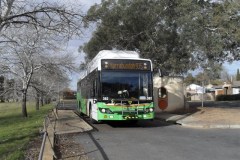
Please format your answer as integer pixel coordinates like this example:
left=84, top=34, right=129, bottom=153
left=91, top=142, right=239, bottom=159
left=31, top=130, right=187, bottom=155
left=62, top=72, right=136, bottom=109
left=78, top=101, right=81, bottom=110
left=88, top=102, right=92, bottom=117
left=89, top=102, right=97, bottom=124
left=78, top=101, right=84, bottom=116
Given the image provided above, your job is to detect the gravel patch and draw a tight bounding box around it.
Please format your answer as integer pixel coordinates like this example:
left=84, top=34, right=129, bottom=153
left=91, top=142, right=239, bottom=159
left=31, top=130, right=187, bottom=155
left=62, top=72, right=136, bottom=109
left=24, top=136, right=42, bottom=160
left=55, top=134, right=89, bottom=160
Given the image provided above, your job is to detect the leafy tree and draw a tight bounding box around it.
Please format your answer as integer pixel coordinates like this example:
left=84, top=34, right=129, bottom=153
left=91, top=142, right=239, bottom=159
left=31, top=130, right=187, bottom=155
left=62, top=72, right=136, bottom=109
left=191, top=0, right=240, bottom=65
left=203, top=62, right=222, bottom=82
left=184, top=73, right=196, bottom=85
left=211, top=79, right=223, bottom=86
left=82, top=0, right=195, bottom=73
left=81, top=0, right=240, bottom=74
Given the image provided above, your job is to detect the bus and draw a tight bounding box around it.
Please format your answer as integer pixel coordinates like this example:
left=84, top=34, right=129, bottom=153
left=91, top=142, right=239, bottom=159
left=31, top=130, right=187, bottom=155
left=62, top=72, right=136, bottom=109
left=77, top=50, right=154, bottom=123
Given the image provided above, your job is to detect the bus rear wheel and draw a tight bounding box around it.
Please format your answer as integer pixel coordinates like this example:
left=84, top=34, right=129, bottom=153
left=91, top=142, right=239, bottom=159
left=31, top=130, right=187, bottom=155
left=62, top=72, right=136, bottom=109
left=78, top=102, right=84, bottom=116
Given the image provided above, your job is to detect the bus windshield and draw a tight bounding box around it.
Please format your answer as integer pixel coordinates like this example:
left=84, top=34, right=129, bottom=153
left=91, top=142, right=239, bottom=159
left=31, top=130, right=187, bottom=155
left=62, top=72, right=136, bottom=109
left=101, top=71, right=152, bottom=101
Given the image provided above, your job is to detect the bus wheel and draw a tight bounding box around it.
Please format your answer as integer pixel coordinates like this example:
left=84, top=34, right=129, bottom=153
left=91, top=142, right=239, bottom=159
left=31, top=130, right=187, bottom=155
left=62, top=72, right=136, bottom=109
left=78, top=102, right=84, bottom=116
left=89, top=107, right=97, bottom=124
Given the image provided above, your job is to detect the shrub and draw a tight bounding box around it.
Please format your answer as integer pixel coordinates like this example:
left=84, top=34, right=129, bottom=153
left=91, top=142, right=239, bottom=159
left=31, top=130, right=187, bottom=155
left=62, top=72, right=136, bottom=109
left=215, top=94, right=240, bottom=101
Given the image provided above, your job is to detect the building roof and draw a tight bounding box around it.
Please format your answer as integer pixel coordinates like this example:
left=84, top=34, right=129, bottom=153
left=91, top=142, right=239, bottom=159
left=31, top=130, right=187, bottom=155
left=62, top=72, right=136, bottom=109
left=186, top=84, right=205, bottom=93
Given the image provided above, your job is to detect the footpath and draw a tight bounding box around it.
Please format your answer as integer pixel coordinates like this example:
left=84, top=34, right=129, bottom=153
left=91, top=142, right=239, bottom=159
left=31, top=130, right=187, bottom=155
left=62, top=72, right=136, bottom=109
left=42, top=109, right=93, bottom=160
left=54, top=110, right=93, bottom=134
left=155, top=106, right=240, bottom=129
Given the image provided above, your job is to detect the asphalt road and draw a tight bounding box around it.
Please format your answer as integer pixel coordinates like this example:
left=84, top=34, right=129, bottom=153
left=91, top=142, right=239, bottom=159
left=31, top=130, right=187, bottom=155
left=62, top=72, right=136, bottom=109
left=71, top=119, right=240, bottom=160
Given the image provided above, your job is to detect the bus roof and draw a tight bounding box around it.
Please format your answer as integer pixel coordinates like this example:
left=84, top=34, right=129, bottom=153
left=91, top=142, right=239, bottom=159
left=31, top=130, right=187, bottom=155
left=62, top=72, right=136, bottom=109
left=89, top=50, right=139, bottom=65
left=95, top=50, right=140, bottom=59
left=79, top=50, right=151, bottom=80
left=88, top=50, right=140, bottom=71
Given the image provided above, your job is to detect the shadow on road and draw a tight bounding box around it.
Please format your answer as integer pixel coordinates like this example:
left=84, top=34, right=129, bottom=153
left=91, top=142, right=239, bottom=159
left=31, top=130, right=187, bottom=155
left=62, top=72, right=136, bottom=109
left=101, top=119, right=173, bottom=128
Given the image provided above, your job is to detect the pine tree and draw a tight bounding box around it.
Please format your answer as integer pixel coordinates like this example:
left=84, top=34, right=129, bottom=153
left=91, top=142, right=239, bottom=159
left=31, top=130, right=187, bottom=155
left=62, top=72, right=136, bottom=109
left=237, top=69, right=240, bottom=81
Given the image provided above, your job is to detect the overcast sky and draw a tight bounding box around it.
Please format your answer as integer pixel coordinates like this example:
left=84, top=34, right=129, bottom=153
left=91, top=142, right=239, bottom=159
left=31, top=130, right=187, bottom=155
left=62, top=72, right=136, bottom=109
left=68, top=0, right=240, bottom=90
left=66, top=0, right=101, bottom=90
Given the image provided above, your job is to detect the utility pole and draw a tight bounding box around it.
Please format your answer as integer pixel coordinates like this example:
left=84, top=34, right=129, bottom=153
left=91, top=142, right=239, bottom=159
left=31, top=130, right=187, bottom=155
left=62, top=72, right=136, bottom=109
left=201, top=80, right=204, bottom=108
left=201, top=67, right=210, bottom=108
left=0, top=0, right=2, bottom=16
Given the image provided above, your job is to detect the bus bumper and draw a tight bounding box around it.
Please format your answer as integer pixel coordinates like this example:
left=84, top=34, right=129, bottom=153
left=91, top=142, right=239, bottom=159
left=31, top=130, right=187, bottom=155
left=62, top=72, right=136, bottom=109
left=97, top=112, right=154, bottom=121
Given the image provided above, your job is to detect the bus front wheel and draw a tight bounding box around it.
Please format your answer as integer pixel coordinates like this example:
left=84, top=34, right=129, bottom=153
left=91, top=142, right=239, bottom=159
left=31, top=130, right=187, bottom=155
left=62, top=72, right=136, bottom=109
left=89, top=106, right=97, bottom=124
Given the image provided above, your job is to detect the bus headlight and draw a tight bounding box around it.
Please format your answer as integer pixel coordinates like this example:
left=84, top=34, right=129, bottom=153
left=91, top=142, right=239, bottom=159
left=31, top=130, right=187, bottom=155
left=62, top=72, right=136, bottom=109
left=145, top=108, right=154, bottom=113
left=99, top=108, right=113, bottom=114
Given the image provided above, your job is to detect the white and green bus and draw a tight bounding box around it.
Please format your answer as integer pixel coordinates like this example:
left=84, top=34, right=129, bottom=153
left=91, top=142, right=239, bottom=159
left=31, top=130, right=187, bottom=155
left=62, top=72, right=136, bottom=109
left=77, top=50, right=154, bottom=123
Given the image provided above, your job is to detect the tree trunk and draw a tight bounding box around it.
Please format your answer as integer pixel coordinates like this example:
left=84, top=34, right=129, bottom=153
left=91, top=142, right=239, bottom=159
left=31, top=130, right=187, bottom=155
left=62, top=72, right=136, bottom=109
left=45, top=98, right=48, bottom=104
left=22, top=90, right=28, bottom=117
left=40, top=95, right=44, bottom=106
left=35, top=92, right=40, bottom=110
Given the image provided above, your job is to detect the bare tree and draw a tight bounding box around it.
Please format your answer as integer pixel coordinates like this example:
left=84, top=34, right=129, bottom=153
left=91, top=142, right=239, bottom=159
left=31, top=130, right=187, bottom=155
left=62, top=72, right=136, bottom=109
left=31, top=64, right=71, bottom=110
left=0, top=26, right=76, bottom=117
left=221, top=67, right=233, bottom=84
left=0, top=0, right=84, bottom=43
left=0, top=0, right=84, bottom=117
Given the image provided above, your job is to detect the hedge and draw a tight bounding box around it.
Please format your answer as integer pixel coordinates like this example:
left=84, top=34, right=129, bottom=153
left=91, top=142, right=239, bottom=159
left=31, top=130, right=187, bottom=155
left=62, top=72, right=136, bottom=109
left=215, top=94, right=240, bottom=101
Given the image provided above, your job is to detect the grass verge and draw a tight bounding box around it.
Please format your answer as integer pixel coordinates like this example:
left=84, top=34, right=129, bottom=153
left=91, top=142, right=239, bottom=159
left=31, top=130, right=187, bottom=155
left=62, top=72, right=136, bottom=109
left=0, top=102, right=53, bottom=160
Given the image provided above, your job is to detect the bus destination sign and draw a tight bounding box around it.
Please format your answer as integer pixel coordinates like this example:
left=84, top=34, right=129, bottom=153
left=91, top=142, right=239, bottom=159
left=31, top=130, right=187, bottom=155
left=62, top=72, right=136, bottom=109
left=101, top=59, right=151, bottom=70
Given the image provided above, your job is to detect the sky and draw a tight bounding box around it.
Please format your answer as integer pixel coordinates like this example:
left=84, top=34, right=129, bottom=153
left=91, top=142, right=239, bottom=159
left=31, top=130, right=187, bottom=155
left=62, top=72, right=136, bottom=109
left=66, top=0, right=101, bottom=90
left=223, top=61, right=240, bottom=75
left=67, top=0, right=240, bottom=90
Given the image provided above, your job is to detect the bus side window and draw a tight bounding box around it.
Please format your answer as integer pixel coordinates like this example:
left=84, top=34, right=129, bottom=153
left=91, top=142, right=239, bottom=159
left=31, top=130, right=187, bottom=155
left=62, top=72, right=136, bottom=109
left=77, top=82, right=80, bottom=92
left=92, top=79, right=97, bottom=98
left=92, top=81, right=94, bottom=97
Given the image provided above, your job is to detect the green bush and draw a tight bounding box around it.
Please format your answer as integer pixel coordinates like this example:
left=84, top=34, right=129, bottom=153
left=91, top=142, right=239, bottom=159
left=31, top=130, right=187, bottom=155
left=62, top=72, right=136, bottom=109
left=216, top=94, right=240, bottom=101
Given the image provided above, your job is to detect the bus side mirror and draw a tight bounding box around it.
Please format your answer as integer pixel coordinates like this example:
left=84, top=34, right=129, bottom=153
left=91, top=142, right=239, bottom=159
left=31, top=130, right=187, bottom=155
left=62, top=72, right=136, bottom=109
left=157, top=68, right=165, bottom=77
